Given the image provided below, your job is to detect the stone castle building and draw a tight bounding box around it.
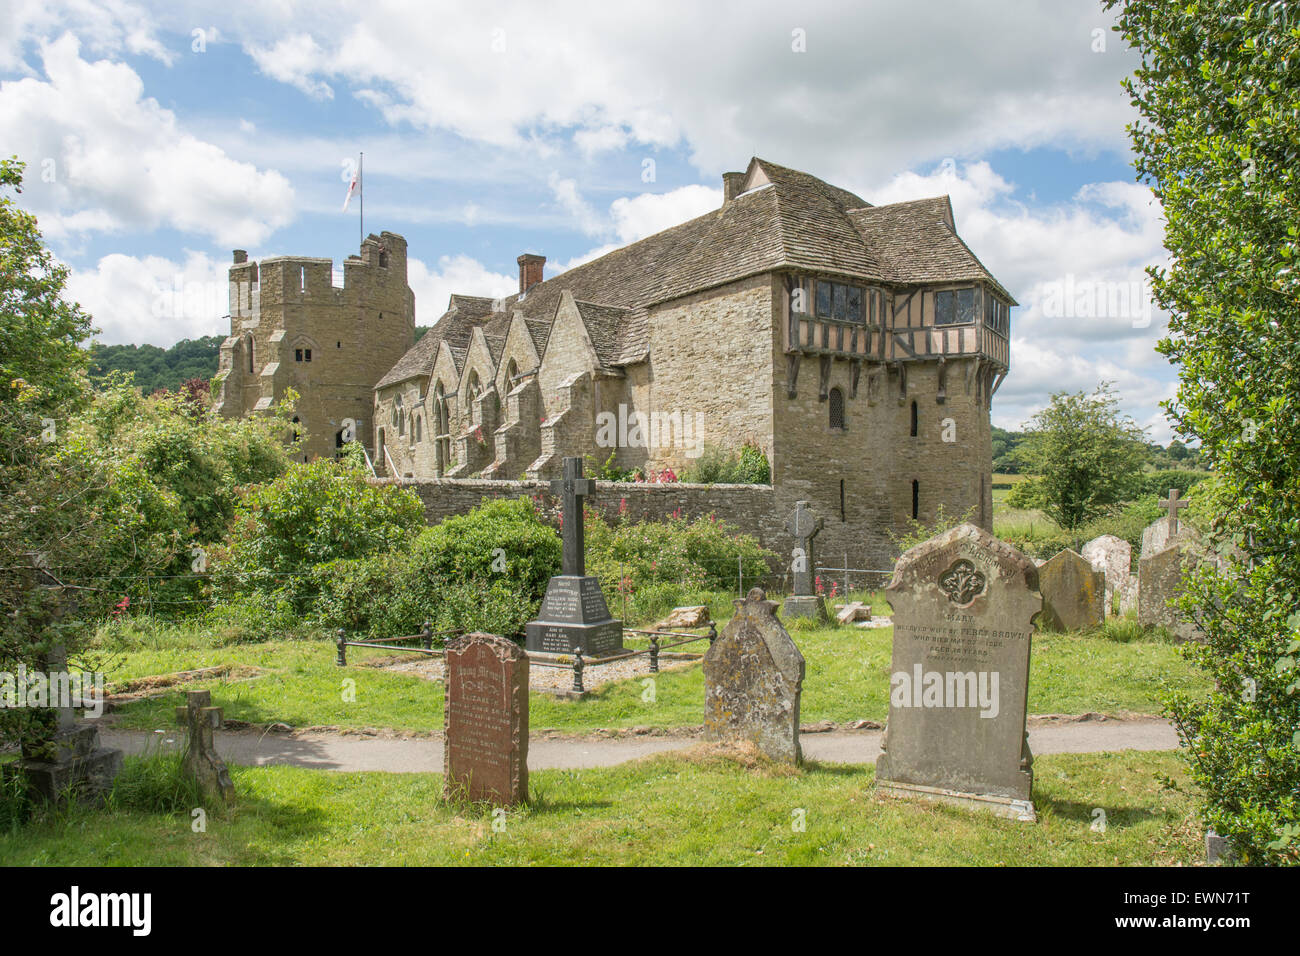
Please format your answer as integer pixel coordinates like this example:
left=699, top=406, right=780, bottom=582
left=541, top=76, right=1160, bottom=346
left=212, top=232, right=415, bottom=463
left=215, top=158, right=1015, bottom=564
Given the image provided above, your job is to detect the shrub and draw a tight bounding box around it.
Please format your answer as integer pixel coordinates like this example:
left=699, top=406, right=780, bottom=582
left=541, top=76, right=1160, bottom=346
left=211, top=454, right=424, bottom=615
left=680, top=441, right=771, bottom=484
left=1131, top=469, right=1209, bottom=499
left=312, top=497, right=561, bottom=639
left=585, top=508, right=776, bottom=622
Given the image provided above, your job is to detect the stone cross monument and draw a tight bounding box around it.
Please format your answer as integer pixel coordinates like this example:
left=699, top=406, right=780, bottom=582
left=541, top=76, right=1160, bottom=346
left=782, top=500, right=829, bottom=621
left=1158, top=488, right=1189, bottom=536
left=525, top=457, right=624, bottom=656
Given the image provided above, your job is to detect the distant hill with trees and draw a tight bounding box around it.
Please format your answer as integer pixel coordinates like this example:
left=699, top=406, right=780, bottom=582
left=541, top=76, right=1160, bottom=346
left=88, top=335, right=223, bottom=394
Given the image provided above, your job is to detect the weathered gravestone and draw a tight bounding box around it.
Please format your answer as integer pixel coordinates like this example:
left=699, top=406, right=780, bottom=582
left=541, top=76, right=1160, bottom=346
left=444, top=632, right=529, bottom=806
left=1119, top=574, right=1139, bottom=616
left=1082, top=534, right=1131, bottom=615
left=876, top=524, right=1040, bottom=822
left=1039, top=548, right=1106, bottom=631
left=2, top=566, right=121, bottom=805
left=1138, top=538, right=1204, bottom=642
left=783, top=500, right=830, bottom=621
left=703, top=588, right=805, bottom=763
left=525, top=456, right=623, bottom=656
left=174, top=690, right=235, bottom=802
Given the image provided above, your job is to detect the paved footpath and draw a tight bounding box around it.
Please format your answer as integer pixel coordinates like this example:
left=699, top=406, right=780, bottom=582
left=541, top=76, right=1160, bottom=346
left=101, top=718, right=1177, bottom=774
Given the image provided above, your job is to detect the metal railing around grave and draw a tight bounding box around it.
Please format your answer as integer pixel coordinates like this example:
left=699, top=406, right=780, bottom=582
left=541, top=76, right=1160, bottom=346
left=333, top=620, right=718, bottom=695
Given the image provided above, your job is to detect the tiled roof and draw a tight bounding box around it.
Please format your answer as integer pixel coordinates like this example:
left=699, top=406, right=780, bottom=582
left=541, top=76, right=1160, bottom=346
left=573, top=300, right=631, bottom=371
left=377, top=157, right=1016, bottom=387
left=845, top=197, right=1017, bottom=303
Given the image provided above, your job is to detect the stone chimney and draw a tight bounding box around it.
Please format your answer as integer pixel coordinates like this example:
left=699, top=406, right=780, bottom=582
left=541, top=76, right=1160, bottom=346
left=722, top=172, right=746, bottom=204
left=233, top=249, right=248, bottom=264
left=518, top=253, right=546, bottom=295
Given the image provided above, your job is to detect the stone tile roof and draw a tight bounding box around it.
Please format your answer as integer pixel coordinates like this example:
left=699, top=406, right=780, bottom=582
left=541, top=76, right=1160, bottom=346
left=573, top=300, right=632, bottom=371
left=377, top=157, right=1015, bottom=387
left=374, top=296, right=491, bottom=389
left=845, top=197, right=1017, bottom=304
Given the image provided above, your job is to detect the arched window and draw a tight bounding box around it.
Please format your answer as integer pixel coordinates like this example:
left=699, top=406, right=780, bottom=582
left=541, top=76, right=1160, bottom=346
left=505, top=359, right=519, bottom=389
left=910, top=400, right=918, bottom=437
left=829, top=388, right=845, bottom=430
left=415, top=415, right=423, bottom=443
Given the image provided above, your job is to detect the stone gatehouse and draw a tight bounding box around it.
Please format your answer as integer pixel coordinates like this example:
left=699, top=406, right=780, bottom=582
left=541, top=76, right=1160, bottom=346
left=216, top=157, right=1016, bottom=567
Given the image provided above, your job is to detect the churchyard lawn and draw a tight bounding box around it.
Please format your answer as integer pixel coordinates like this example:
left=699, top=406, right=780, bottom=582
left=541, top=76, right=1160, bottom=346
left=92, top=594, right=1208, bottom=737
left=0, top=748, right=1202, bottom=866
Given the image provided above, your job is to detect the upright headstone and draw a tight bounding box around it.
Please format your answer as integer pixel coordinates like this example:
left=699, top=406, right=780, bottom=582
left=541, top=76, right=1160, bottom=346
left=1081, top=534, right=1131, bottom=615
left=703, top=588, right=805, bottom=763
left=1119, top=573, right=1139, bottom=616
left=444, top=632, right=529, bottom=806
left=1138, top=538, right=1204, bottom=642
left=1038, top=548, right=1106, bottom=631
left=174, top=690, right=235, bottom=803
left=782, top=501, right=829, bottom=621
left=876, top=524, right=1040, bottom=822
left=4, top=567, right=121, bottom=805
left=525, top=457, right=623, bottom=656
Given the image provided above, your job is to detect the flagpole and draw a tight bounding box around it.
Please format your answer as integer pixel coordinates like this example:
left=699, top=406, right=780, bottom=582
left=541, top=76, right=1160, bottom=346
left=359, top=151, right=364, bottom=246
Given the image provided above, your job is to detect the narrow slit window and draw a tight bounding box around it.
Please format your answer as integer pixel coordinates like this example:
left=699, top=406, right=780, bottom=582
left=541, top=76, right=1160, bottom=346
left=910, top=400, right=918, bottom=437
left=829, top=387, right=845, bottom=430
left=912, top=480, right=919, bottom=520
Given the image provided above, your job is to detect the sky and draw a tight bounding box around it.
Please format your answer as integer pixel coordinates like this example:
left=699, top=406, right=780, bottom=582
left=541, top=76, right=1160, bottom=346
left=0, top=0, right=1180, bottom=440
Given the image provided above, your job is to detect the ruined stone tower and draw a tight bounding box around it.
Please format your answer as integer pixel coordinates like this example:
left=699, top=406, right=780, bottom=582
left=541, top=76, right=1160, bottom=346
left=212, top=232, right=414, bottom=463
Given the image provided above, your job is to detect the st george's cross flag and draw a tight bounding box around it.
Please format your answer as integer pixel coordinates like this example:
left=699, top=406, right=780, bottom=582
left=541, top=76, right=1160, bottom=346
left=342, top=162, right=360, bottom=212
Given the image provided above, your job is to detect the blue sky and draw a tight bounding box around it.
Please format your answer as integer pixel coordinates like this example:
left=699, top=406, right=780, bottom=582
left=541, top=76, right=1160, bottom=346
left=0, top=0, right=1180, bottom=440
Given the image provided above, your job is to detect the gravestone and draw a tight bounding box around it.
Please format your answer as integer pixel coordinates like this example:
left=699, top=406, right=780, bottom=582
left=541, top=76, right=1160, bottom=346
left=525, top=456, right=623, bottom=656
left=782, top=501, right=829, bottom=621
left=174, top=689, right=235, bottom=802
left=1140, top=487, right=1194, bottom=558
left=1038, top=548, right=1106, bottom=631
left=703, top=588, right=805, bottom=763
left=3, top=567, right=121, bottom=805
left=1119, top=574, right=1139, bottom=616
left=444, top=631, right=529, bottom=806
left=1082, top=534, right=1131, bottom=615
left=875, top=524, right=1040, bottom=822
left=1138, top=539, right=1203, bottom=642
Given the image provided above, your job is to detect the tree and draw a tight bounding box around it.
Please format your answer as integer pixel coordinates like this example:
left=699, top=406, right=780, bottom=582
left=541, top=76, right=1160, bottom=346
left=0, top=157, right=106, bottom=745
left=1013, top=383, right=1146, bottom=529
left=1107, top=0, right=1300, bottom=863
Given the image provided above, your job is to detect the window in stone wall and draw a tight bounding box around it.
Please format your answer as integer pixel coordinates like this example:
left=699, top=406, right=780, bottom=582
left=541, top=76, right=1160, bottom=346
left=415, top=415, right=423, bottom=443
left=910, top=400, right=918, bottom=437
left=246, top=334, right=255, bottom=374
left=829, top=387, right=845, bottom=430
left=295, top=349, right=303, bottom=362
left=912, top=480, right=919, bottom=520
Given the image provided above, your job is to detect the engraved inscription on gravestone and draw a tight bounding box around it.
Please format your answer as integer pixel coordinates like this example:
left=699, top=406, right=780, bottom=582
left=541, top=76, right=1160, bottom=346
left=444, top=632, right=529, bottom=806
left=525, top=457, right=623, bottom=656
left=875, top=524, right=1040, bottom=822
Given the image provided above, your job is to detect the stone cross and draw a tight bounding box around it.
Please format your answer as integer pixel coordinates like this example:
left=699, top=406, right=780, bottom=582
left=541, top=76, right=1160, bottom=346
left=784, top=500, right=824, bottom=596
left=174, top=689, right=235, bottom=803
left=1159, top=488, right=1189, bottom=535
left=551, top=456, right=595, bottom=576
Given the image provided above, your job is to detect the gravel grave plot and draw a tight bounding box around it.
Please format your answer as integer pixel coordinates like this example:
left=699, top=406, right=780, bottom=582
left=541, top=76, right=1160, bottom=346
left=380, top=654, right=700, bottom=693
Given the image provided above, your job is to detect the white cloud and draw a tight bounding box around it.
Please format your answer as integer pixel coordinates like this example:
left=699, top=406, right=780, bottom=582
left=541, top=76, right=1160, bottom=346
left=246, top=34, right=334, bottom=100
left=0, top=34, right=294, bottom=245
left=609, top=184, right=719, bottom=243
left=69, top=250, right=230, bottom=347
left=0, top=0, right=174, bottom=73
left=407, top=254, right=516, bottom=324
left=199, top=0, right=1139, bottom=182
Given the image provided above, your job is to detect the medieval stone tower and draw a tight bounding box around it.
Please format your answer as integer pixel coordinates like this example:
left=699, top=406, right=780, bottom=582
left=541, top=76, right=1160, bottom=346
left=212, top=232, right=415, bottom=463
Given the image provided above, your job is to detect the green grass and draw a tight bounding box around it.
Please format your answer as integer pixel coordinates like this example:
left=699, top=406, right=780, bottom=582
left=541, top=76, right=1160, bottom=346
left=0, top=748, right=1202, bottom=866
left=94, top=599, right=1209, bottom=735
